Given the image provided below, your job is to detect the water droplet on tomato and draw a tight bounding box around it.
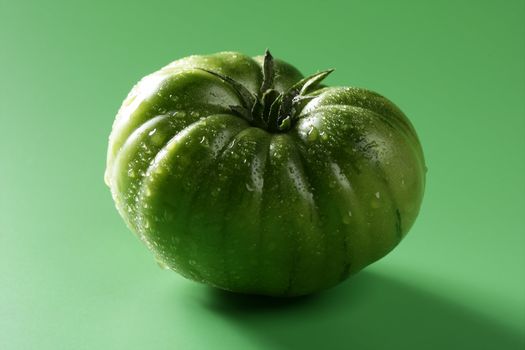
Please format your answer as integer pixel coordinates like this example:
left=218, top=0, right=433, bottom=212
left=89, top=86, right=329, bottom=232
left=151, top=132, right=164, bottom=146
left=307, top=126, right=319, bottom=141
left=156, top=259, right=169, bottom=270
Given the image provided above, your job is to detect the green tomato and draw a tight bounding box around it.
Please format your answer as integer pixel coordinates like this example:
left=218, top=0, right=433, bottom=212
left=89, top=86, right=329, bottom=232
left=105, top=51, right=425, bottom=296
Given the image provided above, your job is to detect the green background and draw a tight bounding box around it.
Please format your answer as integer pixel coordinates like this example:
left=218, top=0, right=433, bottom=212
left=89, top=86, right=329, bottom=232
left=1, top=0, right=524, bottom=349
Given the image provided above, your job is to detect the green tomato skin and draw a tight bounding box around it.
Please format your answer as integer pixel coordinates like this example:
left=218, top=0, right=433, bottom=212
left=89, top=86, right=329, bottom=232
left=105, top=52, right=426, bottom=297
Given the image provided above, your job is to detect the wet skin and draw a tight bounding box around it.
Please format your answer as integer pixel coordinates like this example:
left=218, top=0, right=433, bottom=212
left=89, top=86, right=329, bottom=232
left=105, top=51, right=426, bottom=296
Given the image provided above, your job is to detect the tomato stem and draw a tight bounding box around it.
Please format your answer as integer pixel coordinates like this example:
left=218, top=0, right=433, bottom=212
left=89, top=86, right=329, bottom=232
left=198, top=51, right=334, bottom=133
left=260, top=49, right=274, bottom=93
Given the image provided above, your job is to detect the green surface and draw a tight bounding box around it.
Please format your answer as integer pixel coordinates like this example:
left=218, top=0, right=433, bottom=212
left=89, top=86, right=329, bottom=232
left=1, top=0, right=524, bottom=348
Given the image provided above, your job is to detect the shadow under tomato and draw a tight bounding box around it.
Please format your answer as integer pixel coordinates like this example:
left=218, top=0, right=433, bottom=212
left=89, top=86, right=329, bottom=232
left=191, top=271, right=524, bottom=350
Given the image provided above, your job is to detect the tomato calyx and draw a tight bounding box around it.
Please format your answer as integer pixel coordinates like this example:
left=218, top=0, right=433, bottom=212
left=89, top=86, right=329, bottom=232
left=197, top=50, right=334, bottom=133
